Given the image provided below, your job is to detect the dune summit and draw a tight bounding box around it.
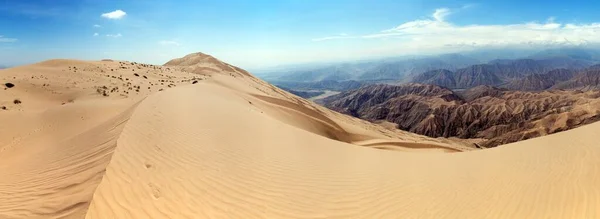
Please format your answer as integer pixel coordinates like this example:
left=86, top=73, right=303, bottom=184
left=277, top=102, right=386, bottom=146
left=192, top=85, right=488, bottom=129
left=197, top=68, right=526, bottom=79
left=0, top=53, right=599, bottom=218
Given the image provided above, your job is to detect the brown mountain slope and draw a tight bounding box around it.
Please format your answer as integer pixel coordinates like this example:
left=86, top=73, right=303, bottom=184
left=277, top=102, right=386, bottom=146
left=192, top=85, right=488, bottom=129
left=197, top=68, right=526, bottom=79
left=411, top=69, right=457, bottom=88
left=503, top=69, right=575, bottom=91
left=552, top=68, right=600, bottom=90
left=456, top=85, right=506, bottom=101
left=412, top=58, right=589, bottom=89
left=323, top=83, right=600, bottom=147
left=421, top=64, right=504, bottom=88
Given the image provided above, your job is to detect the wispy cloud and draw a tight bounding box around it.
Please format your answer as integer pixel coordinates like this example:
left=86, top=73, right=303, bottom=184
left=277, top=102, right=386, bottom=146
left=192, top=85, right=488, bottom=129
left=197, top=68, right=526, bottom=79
left=101, top=10, right=126, bottom=19
left=159, top=40, right=181, bottom=46
left=312, top=33, right=352, bottom=42
left=106, top=33, right=122, bottom=38
left=93, top=24, right=101, bottom=28
left=0, top=35, right=17, bottom=43
left=93, top=33, right=99, bottom=37
left=313, top=7, right=600, bottom=52
left=432, top=8, right=451, bottom=21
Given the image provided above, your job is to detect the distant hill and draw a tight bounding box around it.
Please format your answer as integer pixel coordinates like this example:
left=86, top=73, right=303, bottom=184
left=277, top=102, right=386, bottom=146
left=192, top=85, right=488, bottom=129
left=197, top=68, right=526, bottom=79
left=504, top=69, right=576, bottom=91
left=411, top=69, right=457, bottom=88
left=267, top=53, right=481, bottom=83
left=528, top=48, right=600, bottom=61
left=411, top=58, right=593, bottom=89
left=264, top=48, right=600, bottom=92
left=502, top=64, right=600, bottom=91
left=357, top=55, right=479, bottom=81
left=552, top=68, right=600, bottom=90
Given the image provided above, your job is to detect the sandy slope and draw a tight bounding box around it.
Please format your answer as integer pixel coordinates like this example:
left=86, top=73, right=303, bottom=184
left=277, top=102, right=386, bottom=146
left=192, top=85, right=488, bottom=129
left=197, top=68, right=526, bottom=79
left=2, top=54, right=600, bottom=218
left=0, top=59, right=205, bottom=218
left=86, top=73, right=600, bottom=219
left=0, top=100, right=135, bottom=218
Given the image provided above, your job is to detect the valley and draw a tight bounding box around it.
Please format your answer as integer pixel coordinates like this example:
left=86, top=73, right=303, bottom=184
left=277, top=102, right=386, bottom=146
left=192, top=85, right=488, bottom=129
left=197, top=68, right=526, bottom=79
left=266, top=48, right=600, bottom=148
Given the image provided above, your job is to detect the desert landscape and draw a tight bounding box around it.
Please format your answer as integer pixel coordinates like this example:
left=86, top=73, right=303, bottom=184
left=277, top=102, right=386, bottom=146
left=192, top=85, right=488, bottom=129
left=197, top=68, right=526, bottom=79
left=4, top=1, right=600, bottom=218
left=1, top=52, right=599, bottom=218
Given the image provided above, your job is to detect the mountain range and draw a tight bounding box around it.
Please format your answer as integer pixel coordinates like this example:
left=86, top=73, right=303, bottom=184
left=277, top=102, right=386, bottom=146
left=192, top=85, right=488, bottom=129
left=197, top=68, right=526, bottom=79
left=322, top=83, right=600, bottom=147
left=411, top=57, right=594, bottom=89
left=552, top=67, right=600, bottom=90
left=263, top=48, right=600, bottom=93
left=264, top=53, right=481, bottom=83
left=503, top=68, right=576, bottom=91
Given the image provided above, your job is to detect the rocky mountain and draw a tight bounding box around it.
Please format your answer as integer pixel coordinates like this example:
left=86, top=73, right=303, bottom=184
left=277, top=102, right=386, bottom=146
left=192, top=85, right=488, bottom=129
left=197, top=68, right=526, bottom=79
left=453, top=64, right=504, bottom=88
left=407, top=69, right=456, bottom=88
left=265, top=50, right=599, bottom=92
left=552, top=68, right=600, bottom=90
left=321, top=83, right=462, bottom=118
left=357, top=55, right=479, bottom=81
left=488, top=58, right=553, bottom=78
left=411, top=58, right=592, bottom=89
left=503, top=69, right=575, bottom=91
left=535, top=57, right=594, bottom=69
left=322, top=83, right=600, bottom=147
left=412, top=63, right=506, bottom=89
left=456, top=85, right=507, bottom=101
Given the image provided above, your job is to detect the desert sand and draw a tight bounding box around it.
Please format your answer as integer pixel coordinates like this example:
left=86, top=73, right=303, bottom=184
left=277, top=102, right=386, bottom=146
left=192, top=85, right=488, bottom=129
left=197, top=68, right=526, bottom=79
left=1, top=53, right=599, bottom=218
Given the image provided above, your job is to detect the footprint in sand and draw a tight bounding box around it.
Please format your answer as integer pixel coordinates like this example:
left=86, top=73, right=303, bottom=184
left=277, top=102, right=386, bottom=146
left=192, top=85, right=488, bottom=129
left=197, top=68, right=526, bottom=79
left=148, top=183, right=161, bottom=199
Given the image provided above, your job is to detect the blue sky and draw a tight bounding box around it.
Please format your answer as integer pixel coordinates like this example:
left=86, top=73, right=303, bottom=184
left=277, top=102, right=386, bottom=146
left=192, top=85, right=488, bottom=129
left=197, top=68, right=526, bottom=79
left=2, top=0, right=600, bottom=70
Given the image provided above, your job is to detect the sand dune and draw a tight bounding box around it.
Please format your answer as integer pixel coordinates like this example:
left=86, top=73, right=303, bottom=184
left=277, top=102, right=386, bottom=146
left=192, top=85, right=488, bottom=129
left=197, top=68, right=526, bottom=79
left=1, top=53, right=600, bottom=218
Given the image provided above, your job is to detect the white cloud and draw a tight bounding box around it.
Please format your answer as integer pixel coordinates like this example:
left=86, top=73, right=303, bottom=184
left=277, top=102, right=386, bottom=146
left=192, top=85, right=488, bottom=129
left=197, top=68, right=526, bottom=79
left=94, top=24, right=101, bottom=28
left=432, top=8, right=451, bottom=21
left=314, top=8, right=600, bottom=54
left=106, top=33, right=122, bottom=38
left=101, top=10, right=126, bottom=19
left=93, top=33, right=99, bottom=37
left=0, top=35, right=17, bottom=43
left=159, top=40, right=181, bottom=46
